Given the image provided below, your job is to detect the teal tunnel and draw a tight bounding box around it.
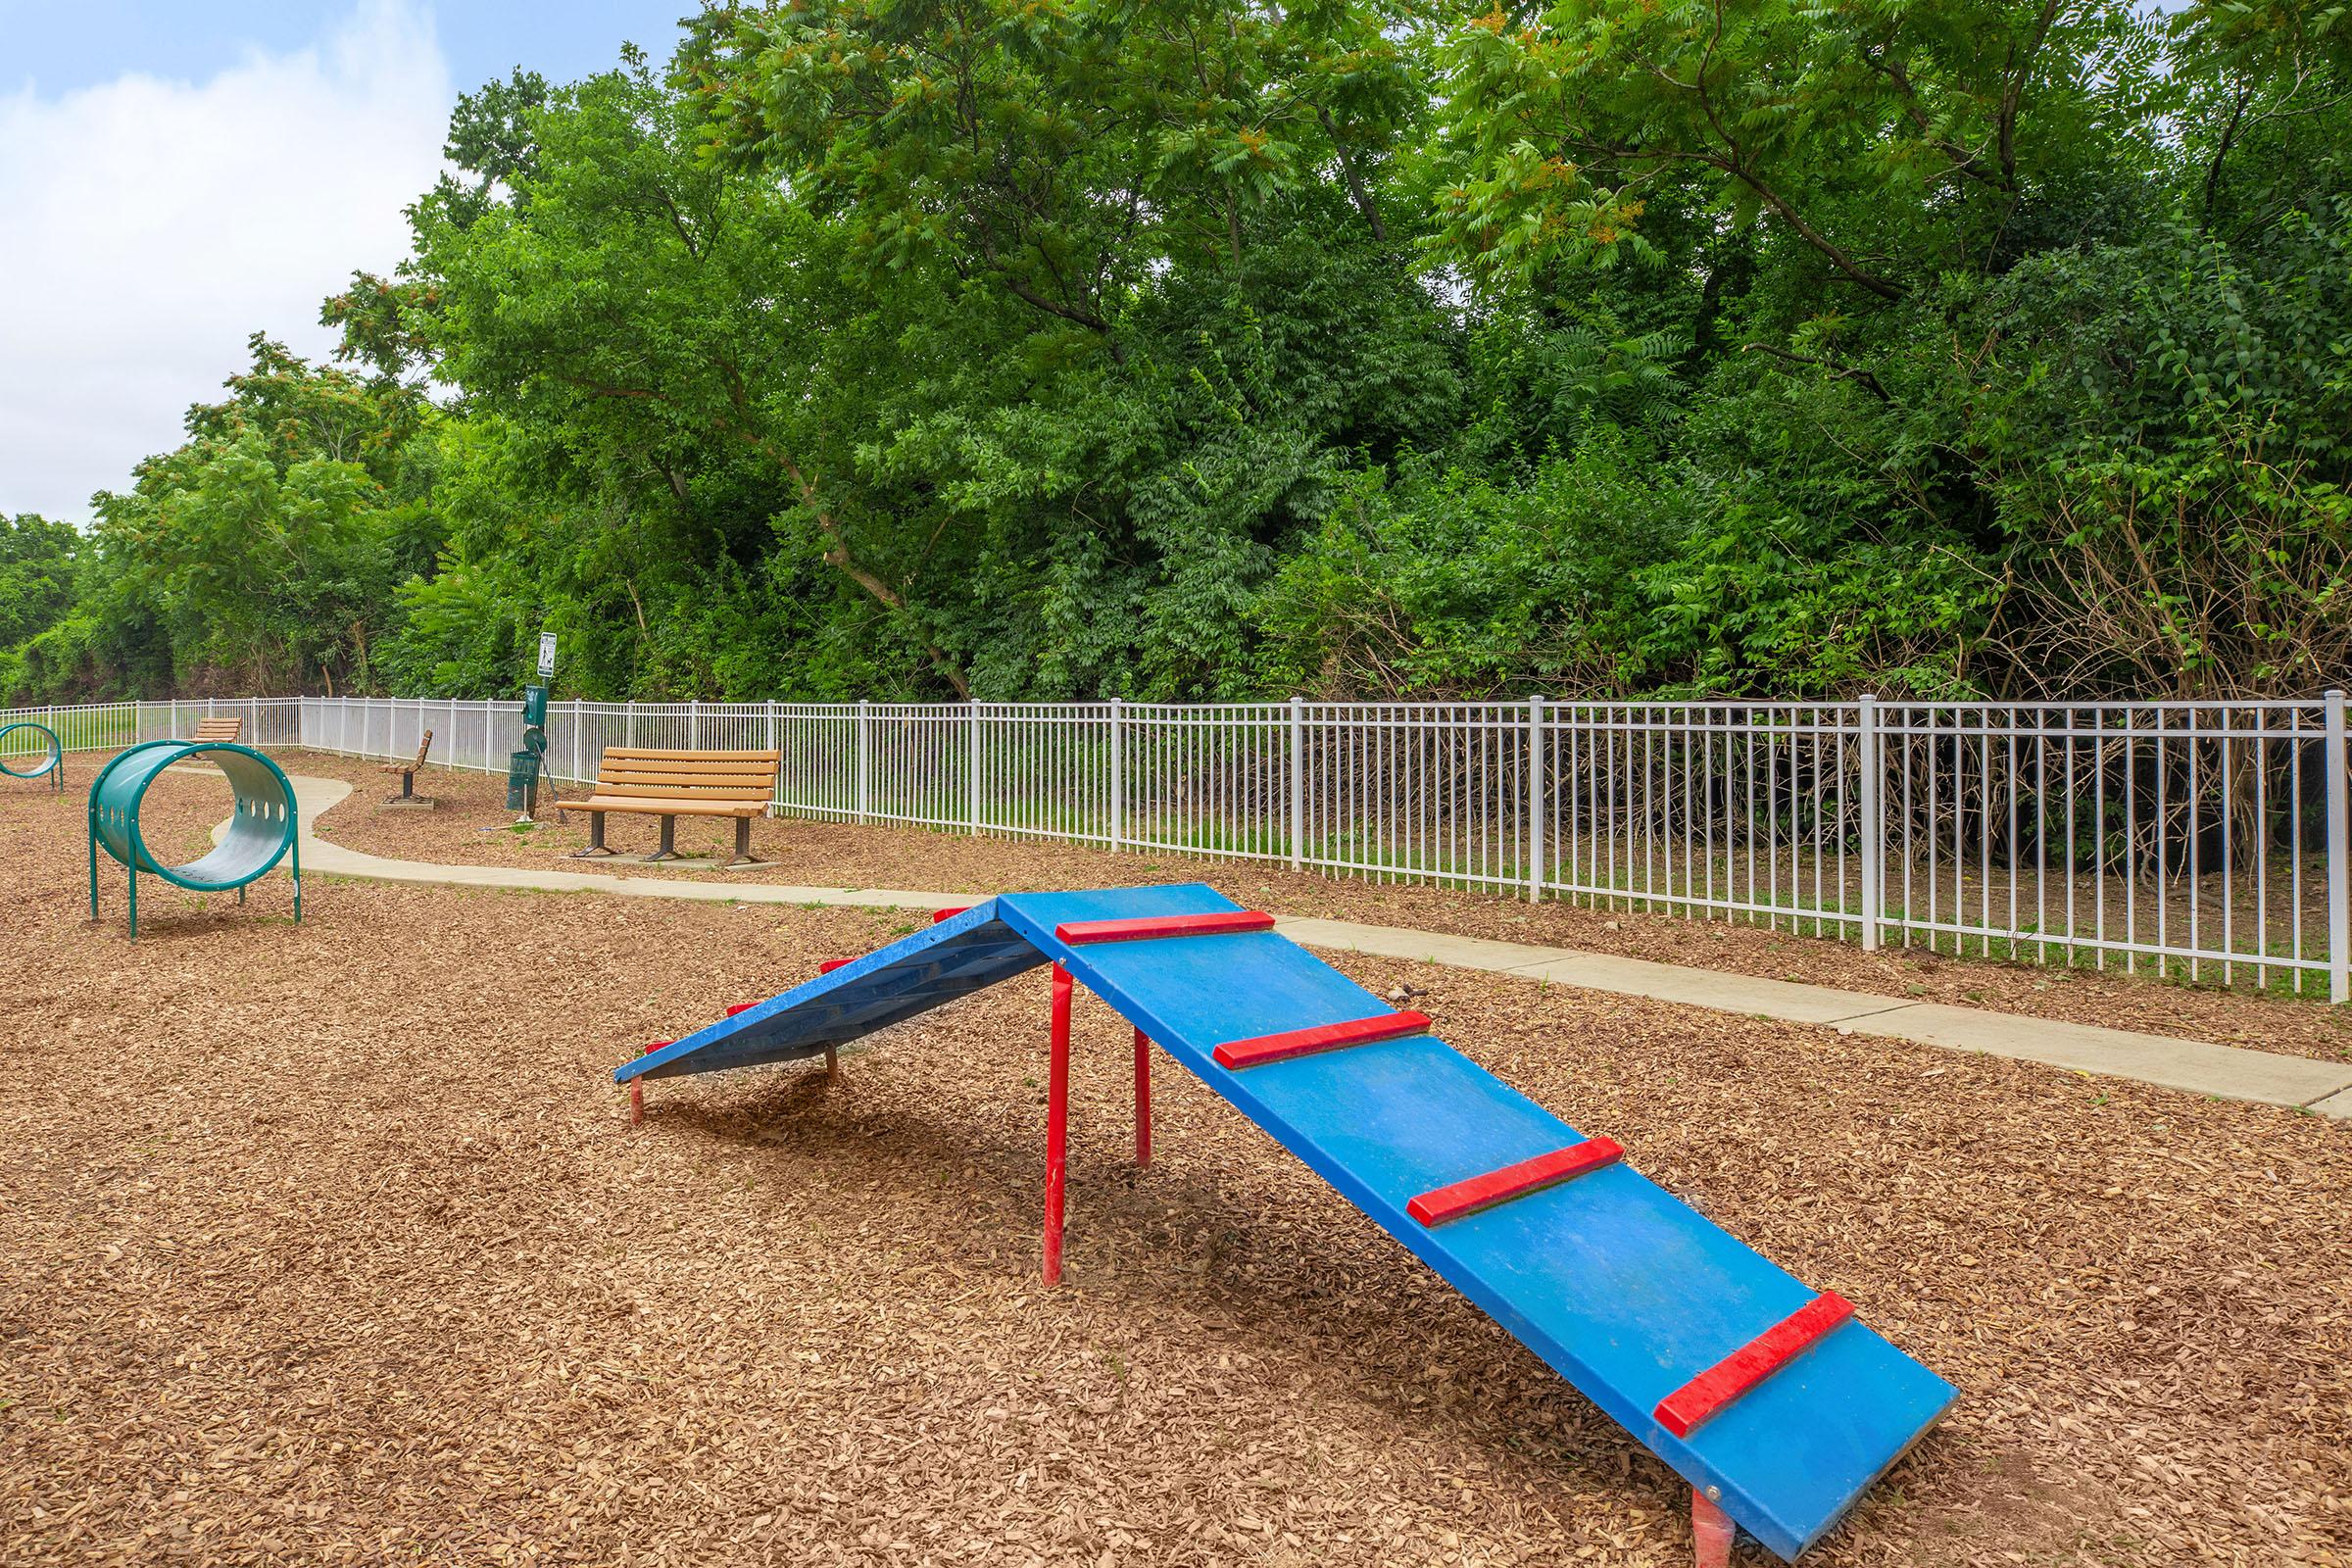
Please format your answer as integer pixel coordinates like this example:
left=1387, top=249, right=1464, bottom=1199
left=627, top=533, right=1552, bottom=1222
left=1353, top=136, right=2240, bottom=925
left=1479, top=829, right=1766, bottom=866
left=0, top=721, right=63, bottom=791
left=88, top=740, right=302, bottom=937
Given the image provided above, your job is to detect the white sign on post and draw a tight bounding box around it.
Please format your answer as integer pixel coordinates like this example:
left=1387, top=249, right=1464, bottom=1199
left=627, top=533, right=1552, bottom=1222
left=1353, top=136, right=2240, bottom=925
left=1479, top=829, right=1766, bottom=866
left=536, top=633, right=558, bottom=680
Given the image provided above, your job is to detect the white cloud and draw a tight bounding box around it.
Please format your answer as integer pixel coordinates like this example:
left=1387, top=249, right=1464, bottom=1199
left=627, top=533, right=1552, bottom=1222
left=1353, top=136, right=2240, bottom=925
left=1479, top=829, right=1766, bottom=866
left=0, top=1, right=450, bottom=521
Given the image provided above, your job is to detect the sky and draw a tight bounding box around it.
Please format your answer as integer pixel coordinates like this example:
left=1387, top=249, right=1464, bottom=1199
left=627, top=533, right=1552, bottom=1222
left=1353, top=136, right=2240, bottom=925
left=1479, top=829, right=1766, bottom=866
left=0, top=0, right=694, bottom=523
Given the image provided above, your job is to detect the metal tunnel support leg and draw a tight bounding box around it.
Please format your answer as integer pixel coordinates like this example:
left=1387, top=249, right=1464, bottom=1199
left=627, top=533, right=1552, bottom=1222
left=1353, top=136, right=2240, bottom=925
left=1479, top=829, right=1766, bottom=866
left=1134, top=1027, right=1152, bottom=1167
left=1690, top=1488, right=1735, bottom=1568
left=823, top=1046, right=838, bottom=1080
left=1044, top=962, right=1072, bottom=1286
left=126, top=866, right=137, bottom=941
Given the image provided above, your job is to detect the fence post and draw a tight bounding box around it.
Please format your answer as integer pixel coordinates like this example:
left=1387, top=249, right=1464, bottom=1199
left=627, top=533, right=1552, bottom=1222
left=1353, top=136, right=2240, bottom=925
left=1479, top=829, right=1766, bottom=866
left=689, top=700, right=701, bottom=750
left=1289, top=697, right=1305, bottom=870
left=968, top=699, right=982, bottom=836
left=1108, top=698, right=1124, bottom=851
left=764, top=702, right=779, bottom=815
left=1859, top=693, right=1884, bottom=953
left=1527, top=695, right=1545, bottom=903
left=2329, top=689, right=2349, bottom=1003
left=857, top=700, right=872, bottom=824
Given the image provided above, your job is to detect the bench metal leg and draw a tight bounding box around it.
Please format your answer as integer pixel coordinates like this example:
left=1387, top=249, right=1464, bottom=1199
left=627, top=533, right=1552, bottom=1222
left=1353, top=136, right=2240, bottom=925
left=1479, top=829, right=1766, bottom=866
left=571, top=813, right=614, bottom=858
left=726, top=814, right=758, bottom=869
left=643, top=815, right=680, bottom=862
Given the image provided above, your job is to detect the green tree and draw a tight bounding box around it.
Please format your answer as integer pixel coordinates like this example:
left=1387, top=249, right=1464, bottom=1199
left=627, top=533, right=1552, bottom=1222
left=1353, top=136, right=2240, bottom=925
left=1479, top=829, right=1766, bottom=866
left=0, top=514, right=80, bottom=653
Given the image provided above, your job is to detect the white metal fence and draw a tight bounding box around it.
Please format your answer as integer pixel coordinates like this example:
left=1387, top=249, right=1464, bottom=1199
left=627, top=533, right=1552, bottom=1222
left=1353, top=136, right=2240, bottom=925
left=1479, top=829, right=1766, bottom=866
left=8, top=693, right=2348, bottom=1000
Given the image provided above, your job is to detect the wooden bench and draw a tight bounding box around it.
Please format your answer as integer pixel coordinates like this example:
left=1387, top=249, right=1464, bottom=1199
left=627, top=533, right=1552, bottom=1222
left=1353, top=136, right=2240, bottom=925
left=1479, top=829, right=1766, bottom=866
left=191, top=716, right=244, bottom=743
left=556, top=747, right=780, bottom=867
left=382, top=729, right=434, bottom=804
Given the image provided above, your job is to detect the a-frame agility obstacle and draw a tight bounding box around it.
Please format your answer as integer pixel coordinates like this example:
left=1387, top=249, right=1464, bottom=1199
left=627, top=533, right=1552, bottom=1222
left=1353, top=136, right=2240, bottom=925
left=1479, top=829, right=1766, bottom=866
left=615, top=885, right=1954, bottom=1563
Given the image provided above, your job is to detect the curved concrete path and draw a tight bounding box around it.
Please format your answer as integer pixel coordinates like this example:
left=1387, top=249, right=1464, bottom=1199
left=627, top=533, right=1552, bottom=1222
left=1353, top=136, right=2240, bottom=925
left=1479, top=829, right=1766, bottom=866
left=275, top=775, right=960, bottom=909
left=259, top=773, right=2352, bottom=1118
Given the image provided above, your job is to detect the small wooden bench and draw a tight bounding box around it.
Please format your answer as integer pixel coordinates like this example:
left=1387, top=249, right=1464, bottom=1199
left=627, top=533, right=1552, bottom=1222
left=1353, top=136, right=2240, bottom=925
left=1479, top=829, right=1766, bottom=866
left=191, top=716, right=244, bottom=743
left=382, top=729, right=434, bottom=804
left=557, top=747, right=780, bottom=866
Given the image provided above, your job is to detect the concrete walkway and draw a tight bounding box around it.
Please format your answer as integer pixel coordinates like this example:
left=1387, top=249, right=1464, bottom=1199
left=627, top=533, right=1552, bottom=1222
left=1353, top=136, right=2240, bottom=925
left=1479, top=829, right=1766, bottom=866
left=272, top=774, right=2352, bottom=1119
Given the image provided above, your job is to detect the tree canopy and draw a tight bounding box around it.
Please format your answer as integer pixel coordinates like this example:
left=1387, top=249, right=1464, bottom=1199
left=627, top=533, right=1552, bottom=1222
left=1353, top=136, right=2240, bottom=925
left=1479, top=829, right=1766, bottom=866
left=10, top=0, right=2349, bottom=705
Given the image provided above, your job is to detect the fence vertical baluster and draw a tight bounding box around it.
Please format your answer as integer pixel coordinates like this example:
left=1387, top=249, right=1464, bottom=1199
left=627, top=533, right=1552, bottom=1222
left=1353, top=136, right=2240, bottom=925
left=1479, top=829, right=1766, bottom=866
left=2034, top=708, right=2048, bottom=965
left=1974, top=712, right=1989, bottom=956
left=2220, top=707, right=2235, bottom=987
left=1859, top=696, right=1882, bottom=952
left=2254, top=708, right=2270, bottom=992
left=1526, top=696, right=1544, bottom=903
left=2065, top=708, right=2078, bottom=967
left=2292, top=708, right=2306, bottom=994
left=858, top=700, right=872, bottom=825
left=2328, top=690, right=2348, bottom=1003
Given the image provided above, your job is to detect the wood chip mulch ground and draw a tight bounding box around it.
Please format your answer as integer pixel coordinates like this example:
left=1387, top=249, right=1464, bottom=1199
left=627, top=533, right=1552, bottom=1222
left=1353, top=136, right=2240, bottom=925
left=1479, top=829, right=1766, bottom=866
left=291, top=751, right=2352, bottom=1064
left=2, top=767, right=2348, bottom=1565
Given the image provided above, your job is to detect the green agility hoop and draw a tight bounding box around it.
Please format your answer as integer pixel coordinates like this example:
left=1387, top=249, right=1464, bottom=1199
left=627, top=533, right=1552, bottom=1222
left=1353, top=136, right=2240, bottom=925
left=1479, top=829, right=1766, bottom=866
left=87, top=740, right=302, bottom=938
left=0, top=721, right=64, bottom=792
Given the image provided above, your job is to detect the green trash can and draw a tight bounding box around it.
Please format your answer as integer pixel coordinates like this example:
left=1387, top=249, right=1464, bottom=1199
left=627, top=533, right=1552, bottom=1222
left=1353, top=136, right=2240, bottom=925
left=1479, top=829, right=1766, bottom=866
left=505, top=749, right=542, bottom=813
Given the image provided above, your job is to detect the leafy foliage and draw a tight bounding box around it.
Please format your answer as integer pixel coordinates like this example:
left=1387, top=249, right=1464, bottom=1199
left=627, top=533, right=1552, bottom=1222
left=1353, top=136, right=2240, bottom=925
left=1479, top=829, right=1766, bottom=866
left=7, top=0, right=2349, bottom=704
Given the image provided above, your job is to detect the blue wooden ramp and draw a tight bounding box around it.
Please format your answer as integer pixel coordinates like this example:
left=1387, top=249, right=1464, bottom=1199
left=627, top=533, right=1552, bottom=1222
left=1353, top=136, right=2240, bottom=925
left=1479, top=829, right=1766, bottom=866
left=615, top=884, right=1953, bottom=1559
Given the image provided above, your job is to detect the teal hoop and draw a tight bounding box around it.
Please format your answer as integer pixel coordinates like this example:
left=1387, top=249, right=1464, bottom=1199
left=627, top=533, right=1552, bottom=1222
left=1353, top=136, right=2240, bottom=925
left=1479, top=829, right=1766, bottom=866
left=0, top=721, right=63, bottom=792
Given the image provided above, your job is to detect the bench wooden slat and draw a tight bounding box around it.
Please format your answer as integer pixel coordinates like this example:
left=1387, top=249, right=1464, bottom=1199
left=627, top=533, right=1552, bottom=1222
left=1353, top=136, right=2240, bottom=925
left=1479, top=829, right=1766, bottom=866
left=562, top=797, right=765, bottom=817
left=382, top=728, right=434, bottom=774
left=598, top=765, right=778, bottom=786
left=581, top=785, right=773, bottom=803
left=595, top=768, right=775, bottom=783
left=597, top=752, right=780, bottom=766
left=600, top=752, right=777, bottom=765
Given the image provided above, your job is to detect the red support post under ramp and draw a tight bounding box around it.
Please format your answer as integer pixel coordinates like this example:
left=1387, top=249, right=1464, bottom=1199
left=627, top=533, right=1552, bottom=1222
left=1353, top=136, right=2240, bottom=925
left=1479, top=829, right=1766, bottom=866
left=1043, top=963, right=1074, bottom=1285
left=1133, top=1027, right=1152, bottom=1167
left=1690, top=1488, right=1737, bottom=1568
left=630, top=1041, right=670, bottom=1126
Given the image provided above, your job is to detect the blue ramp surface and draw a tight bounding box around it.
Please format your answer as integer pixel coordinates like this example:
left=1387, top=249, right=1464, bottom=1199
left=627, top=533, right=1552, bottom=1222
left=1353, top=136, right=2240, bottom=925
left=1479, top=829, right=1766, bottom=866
left=615, top=884, right=1953, bottom=1559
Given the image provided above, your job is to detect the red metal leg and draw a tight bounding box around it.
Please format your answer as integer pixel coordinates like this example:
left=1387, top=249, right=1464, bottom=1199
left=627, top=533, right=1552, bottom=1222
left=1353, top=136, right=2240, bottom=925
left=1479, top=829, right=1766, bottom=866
left=1133, top=1026, right=1152, bottom=1167
left=629, top=1041, right=667, bottom=1128
left=1690, top=1488, right=1735, bottom=1568
left=823, top=1045, right=838, bottom=1080
left=1044, top=963, right=1073, bottom=1285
